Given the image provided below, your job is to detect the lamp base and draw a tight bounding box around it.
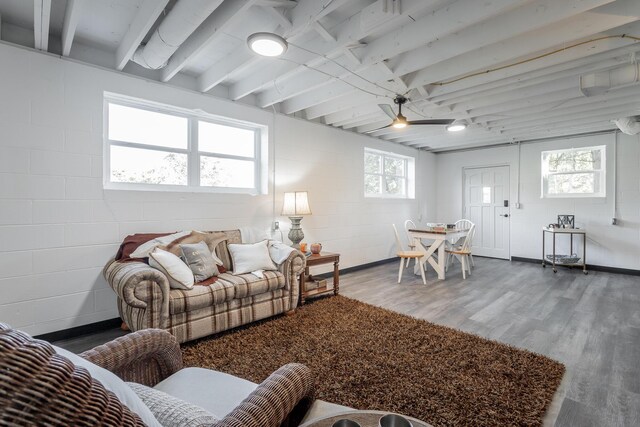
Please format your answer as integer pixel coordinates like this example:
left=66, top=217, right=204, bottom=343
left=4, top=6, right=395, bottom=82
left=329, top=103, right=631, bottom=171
left=288, top=216, right=304, bottom=248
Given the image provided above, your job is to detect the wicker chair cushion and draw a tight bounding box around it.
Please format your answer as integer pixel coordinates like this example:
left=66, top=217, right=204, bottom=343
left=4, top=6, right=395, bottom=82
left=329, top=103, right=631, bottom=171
left=128, top=382, right=219, bottom=426
left=153, top=367, right=258, bottom=418
left=54, top=346, right=162, bottom=427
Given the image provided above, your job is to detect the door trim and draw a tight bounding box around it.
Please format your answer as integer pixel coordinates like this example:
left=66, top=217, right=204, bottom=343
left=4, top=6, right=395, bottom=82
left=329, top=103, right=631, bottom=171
left=462, top=164, right=511, bottom=259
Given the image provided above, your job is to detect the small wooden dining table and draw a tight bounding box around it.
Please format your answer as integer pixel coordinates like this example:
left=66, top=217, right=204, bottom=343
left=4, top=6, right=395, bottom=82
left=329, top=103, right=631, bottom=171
left=408, top=227, right=470, bottom=280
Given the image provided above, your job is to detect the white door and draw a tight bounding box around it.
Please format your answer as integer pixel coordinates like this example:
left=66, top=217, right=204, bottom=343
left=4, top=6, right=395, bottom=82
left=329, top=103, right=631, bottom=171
left=463, top=166, right=510, bottom=259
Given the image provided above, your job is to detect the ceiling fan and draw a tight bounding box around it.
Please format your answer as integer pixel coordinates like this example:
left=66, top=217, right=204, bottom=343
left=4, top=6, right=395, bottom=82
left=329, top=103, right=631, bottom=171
left=366, top=95, right=455, bottom=132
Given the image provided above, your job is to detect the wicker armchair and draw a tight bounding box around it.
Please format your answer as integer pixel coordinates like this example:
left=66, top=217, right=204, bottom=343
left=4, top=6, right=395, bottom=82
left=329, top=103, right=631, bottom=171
left=0, top=324, right=314, bottom=427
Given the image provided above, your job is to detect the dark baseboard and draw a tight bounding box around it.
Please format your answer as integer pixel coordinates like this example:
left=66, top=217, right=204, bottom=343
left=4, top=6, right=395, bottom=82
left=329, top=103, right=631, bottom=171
left=34, top=317, right=122, bottom=343
left=511, top=256, right=640, bottom=276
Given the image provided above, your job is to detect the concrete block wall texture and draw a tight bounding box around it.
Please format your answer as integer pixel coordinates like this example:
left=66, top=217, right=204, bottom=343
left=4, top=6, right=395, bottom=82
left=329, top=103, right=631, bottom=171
left=0, top=43, right=435, bottom=335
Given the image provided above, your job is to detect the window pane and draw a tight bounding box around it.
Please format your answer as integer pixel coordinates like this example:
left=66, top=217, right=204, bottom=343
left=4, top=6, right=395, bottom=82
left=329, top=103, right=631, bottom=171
left=384, top=176, right=405, bottom=195
left=199, top=121, right=255, bottom=157
left=110, top=146, right=187, bottom=185
left=200, top=156, right=255, bottom=188
left=548, top=173, right=595, bottom=195
left=108, top=104, right=187, bottom=149
left=364, top=174, right=380, bottom=194
left=384, top=157, right=405, bottom=176
left=547, top=149, right=600, bottom=173
left=364, top=153, right=381, bottom=173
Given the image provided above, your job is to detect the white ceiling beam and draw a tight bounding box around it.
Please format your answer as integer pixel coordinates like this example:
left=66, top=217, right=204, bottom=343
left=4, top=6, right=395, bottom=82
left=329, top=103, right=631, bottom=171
left=359, top=0, right=529, bottom=67
left=33, top=0, right=51, bottom=51
left=115, top=0, right=170, bottom=70
left=198, top=52, right=255, bottom=92
left=264, top=7, right=292, bottom=30
left=261, top=0, right=521, bottom=109
left=493, top=102, right=640, bottom=134
left=161, top=0, right=255, bottom=82
left=448, top=76, right=576, bottom=112
left=468, top=88, right=581, bottom=118
left=60, top=0, right=83, bottom=56
left=406, top=0, right=639, bottom=89
left=338, top=112, right=387, bottom=129
left=325, top=104, right=382, bottom=125
left=305, top=91, right=382, bottom=120
left=431, top=48, right=639, bottom=107
left=255, top=0, right=297, bottom=8
left=485, top=87, right=640, bottom=129
left=229, top=0, right=435, bottom=100
left=313, top=22, right=335, bottom=43
left=426, top=23, right=640, bottom=102
left=395, top=0, right=616, bottom=82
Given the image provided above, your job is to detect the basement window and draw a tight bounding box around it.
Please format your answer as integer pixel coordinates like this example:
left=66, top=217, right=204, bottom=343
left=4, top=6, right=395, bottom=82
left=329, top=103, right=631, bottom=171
left=541, top=145, right=606, bottom=198
left=364, top=148, right=415, bottom=199
left=104, top=94, right=266, bottom=194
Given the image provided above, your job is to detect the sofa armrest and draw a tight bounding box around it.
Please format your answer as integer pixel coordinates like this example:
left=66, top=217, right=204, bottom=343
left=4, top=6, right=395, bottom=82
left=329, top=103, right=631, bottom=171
left=278, top=251, right=306, bottom=311
left=104, top=258, right=170, bottom=309
left=80, top=329, right=183, bottom=387
left=217, top=363, right=314, bottom=427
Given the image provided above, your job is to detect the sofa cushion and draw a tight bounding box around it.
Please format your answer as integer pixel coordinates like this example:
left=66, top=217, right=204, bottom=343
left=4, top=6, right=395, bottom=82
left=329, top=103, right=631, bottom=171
left=169, top=280, right=235, bottom=314
left=148, top=247, right=195, bottom=290
left=228, top=240, right=277, bottom=274
left=180, top=241, right=219, bottom=282
left=154, top=367, right=257, bottom=418
left=128, top=382, right=219, bottom=426
left=53, top=346, right=162, bottom=427
left=218, top=270, right=286, bottom=299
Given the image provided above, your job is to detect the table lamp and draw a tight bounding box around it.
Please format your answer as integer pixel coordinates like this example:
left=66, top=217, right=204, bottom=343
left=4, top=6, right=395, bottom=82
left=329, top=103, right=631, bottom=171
left=282, top=191, right=311, bottom=248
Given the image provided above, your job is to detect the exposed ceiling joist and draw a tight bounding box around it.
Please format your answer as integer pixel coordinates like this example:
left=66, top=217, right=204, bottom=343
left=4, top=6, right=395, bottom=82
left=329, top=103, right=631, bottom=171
left=263, top=6, right=292, bottom=30
left=406, top=0, right=638, bottom=89
left=60, top=0, right=83, bottom=56
left=33, top=0, right=51, bottom=51
left=198, top=52, right=255, bottom=92
left=255, top=0, right=298, bottom=8
left=115, top=0, right=170, bottom=70
left=161, top=0, right=256, bottom=82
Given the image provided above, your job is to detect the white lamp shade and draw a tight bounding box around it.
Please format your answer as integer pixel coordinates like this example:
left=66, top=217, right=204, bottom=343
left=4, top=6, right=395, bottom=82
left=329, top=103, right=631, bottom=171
left=282, top=191, right=312, bottom=216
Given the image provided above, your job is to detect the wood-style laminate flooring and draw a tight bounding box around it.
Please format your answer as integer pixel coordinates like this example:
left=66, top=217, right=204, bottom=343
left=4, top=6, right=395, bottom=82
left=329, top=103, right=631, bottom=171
left=54, top=258, right=640, bottom=426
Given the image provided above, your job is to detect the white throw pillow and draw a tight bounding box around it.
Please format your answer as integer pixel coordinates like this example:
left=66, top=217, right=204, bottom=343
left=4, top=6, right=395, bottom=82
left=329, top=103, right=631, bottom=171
left=53, top=346, right=162, bottom=427
left=130, top=230, right=191, bottom=259
left=228, top=240, right=277, bottom=275
left=148, top=248, right=195, bottom=290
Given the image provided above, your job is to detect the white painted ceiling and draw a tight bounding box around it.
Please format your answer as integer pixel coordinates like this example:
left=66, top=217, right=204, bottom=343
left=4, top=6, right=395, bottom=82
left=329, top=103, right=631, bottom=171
left=1, top=0, right=640, bottom=151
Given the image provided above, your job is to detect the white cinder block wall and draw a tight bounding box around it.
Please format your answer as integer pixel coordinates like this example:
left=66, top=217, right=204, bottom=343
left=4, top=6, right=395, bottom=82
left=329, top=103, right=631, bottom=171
left=0, top=43, right=436, bottom=335
left=435, top=133, right=640, bottom=270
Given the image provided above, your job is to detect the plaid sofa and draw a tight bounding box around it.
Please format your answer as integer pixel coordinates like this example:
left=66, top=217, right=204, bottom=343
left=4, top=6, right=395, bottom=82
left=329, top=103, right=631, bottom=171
left=104, top=230, right=306, bottom=343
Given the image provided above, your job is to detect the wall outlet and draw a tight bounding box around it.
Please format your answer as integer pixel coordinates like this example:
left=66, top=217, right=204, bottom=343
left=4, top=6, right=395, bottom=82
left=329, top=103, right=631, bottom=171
left=273, top=221, right=279, bottom=230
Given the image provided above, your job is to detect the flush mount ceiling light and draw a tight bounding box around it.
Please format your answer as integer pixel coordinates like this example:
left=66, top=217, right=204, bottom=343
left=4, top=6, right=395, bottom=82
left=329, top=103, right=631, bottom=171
left=247, top=32, right=288, bottom=57
left=446, top=123, right=467, bottom=132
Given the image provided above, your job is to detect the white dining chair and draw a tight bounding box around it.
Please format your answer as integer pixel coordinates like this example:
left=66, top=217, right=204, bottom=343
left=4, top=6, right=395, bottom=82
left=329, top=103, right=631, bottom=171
left=393, top=224, right=426, bottom=285
left=403, top=219, right=417, bottom=267
left=454, top=219, right=475, bottom=267
left=445, top=224, right=475, bottom=280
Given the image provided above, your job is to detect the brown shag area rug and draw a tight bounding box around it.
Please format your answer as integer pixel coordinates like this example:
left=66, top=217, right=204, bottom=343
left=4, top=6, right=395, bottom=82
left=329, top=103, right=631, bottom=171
left=182, top=296, right=564, bottom=426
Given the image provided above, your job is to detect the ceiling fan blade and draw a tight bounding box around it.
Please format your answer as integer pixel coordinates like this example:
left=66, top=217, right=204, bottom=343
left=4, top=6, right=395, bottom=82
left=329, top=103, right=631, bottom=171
left=407, top=119, right=455, bottom=125
left=363, top=124, right=392, bottom=133
left=378, top=104, right=396, bottom=119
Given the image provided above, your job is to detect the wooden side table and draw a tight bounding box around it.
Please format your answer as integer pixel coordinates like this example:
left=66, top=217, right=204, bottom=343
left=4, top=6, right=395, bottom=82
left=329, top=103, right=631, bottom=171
left=299, top=252, right=340, bottom=305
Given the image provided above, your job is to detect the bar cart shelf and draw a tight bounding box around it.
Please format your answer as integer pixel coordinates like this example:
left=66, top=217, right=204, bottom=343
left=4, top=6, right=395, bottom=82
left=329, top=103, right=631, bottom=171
left=542, top=227, right=587, bottom=274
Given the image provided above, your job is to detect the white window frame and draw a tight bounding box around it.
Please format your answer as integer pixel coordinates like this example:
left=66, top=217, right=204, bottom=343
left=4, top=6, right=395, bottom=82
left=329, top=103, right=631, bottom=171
left=103, top=94, right=266, bottom=195
left=364, top=148, right=415, bottom=199
left=541, top=145, right=606, bottom=198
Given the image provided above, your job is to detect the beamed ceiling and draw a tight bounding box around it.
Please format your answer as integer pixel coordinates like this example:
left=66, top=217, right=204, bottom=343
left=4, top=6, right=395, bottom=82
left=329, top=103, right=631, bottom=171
left=1, top=0, right=640, bottom=151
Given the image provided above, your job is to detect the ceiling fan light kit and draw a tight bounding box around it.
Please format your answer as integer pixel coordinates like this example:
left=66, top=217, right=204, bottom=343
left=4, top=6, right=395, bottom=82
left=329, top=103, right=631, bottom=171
left=371, top=95, right=455, bottom=132
left=247, top=32, right=288, bottom=57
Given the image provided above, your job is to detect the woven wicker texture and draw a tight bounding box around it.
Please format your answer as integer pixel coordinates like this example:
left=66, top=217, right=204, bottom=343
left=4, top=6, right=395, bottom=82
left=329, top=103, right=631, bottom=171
left=0, top=323, right=145, bottom=427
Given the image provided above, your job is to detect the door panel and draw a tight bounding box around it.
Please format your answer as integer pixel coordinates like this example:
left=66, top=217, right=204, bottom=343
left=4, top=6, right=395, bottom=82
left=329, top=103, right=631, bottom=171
left=464, top=166, right=510, bottom=259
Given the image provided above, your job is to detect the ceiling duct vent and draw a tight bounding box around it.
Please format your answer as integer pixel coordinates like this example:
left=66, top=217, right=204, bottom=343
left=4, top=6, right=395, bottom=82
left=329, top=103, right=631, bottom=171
left=614, top=116, right=640, bottom=135
left=580, top=63, right=640, bottom=97
left=132, top=0, right=223, bottom=70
